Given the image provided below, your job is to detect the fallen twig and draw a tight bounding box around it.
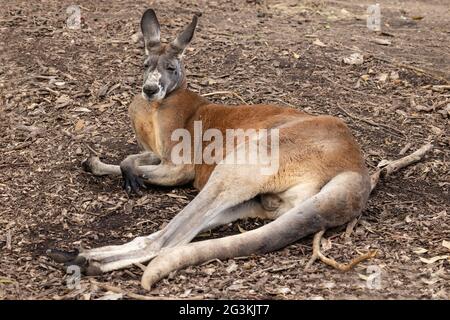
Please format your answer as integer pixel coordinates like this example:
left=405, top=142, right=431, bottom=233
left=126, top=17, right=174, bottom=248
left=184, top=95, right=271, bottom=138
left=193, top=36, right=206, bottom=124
left=202, top=91, right=248, bottom=104
left=322, top=75, right=390, bottom=102
left=305, top=231, right=377, bottom=271
left=92, top=281, right=173, bottom=300
left=133, top=262, right=147, bottom=272
left=373, top=56, right=449, bottom=85
left=328, top=39, right=449, bottom=85
left=84, top=143, right=100, bottom=156
left=0, top=277, right=16, bottom=284
left=370, top=143, right=433, bottom=191
left=4, top=141, right=33, bottom=153
left=399, top=142, right=413, bottom=155
left=337, top=105, right=405, bottom=137
left=91, top=281, right=204, bottom=300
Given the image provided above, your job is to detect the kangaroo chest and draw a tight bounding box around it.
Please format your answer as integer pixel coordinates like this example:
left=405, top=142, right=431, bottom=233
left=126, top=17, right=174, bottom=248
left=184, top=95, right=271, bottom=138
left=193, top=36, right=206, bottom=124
left=128, top=96, right=163, bottom=157
left=128, top=94, right=200, bottom=161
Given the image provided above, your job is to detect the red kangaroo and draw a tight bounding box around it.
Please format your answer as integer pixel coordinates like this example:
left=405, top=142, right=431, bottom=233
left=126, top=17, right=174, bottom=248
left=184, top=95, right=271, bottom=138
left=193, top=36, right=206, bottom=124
left=57, top=9, right=371, bottom=290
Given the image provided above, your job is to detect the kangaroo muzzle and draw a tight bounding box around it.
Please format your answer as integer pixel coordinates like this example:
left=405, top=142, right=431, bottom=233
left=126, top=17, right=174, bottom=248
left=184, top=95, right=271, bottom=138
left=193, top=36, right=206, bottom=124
left=142, top=69, right=165, bottom=101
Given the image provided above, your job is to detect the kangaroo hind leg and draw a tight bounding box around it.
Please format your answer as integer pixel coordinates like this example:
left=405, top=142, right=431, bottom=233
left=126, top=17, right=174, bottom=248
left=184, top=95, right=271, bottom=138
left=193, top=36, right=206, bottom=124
left=141, top=170, right=371, bottom=289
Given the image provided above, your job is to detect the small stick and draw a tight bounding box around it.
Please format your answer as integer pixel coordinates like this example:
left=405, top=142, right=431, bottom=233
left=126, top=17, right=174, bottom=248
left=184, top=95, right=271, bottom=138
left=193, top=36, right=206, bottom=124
left=4, top=141, right=33, bottom=153
left=370, top=143, right=433, bottom=191
left=305, top=231, right=377, bottom=271
left=373, top=56, right=449, bottom=85
left=6, top=230, right=12, bottom=250
left=0, top=277, right=15, bottom=284
left=133, top=262, right=147, bottom=272
left=399, top=143, right=412, bottom=155
left=337, top=105, right=405, bottom=137
left=272, top=98, right=298, bottom=109
left=306, top=143, right=433, bottom=271
left=91, top=281, right=203, bottom=300
left=322, top=75, right=390, bottom=102
left=432, top=85, right=450, bottom=92
left=84, top=143, right=100, bottom=156
left=202, top=91, right=248, bottom=105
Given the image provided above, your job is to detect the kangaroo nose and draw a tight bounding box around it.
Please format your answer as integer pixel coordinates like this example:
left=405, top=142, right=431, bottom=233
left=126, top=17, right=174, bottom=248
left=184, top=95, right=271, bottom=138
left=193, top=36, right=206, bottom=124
left=143, top=85, right=158, bottom=97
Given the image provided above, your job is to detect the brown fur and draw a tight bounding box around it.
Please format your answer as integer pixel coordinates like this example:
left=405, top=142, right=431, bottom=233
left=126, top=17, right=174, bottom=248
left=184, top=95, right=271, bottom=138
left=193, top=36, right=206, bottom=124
left=68, top=10, right=371, bottom=290
left=128, top=89, right=367, bottom=192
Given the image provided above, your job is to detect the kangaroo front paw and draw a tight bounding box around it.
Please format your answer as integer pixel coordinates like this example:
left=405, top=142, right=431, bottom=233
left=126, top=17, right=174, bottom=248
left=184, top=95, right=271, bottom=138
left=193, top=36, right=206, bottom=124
left=121, top=166, right=147, bottom=195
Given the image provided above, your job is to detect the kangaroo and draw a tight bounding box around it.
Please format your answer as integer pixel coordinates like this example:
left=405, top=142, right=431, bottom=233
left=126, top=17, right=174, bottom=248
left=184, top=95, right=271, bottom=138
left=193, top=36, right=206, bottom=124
left=53, top=9, right=371, bottom=290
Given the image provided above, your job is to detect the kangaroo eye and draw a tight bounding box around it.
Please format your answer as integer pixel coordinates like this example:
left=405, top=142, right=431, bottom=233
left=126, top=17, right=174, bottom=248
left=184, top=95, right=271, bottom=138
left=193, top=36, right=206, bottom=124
left=167, top=65, right=176, bottom=72
left=143, top=62, right=150, bottom=69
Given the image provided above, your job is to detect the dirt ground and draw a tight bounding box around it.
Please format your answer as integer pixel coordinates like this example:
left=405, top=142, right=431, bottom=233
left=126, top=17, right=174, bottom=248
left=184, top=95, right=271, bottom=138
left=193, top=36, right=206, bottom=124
left=0, top=0, right=449, bottom=300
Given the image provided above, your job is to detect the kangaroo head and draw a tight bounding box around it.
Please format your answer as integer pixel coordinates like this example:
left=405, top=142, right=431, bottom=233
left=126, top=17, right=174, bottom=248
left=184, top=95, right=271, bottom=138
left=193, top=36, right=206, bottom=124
left=140, top=9, right=198, bottom=101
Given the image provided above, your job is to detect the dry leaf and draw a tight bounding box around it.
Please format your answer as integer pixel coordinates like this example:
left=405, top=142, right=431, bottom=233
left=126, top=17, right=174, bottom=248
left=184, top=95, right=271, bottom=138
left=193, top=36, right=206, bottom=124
left=430, top=125, right=443, bottom=135
left=343, top=52, right=364, bottom=65
left=55, top=94, right=72, bottom=108
left=0, top=278, right=15, bottom=284
left=73, top=107, right=91, bottom=113
left=361, top=74, right=370, bottom=81
left=321, top=237, right=332, bottom=251
left=313, top=39, right=326, bottom=47
left=74, top=119, right=85, bottom=132
left=419, top=255, right=449, bottom=264
left=357, top=273, right=368, bottom=281
left=180, top=289, right=192, bottom=298
left=277, top=287, right=291, bottom=295
left=228, top=283, right=246, bottom=291
left=197, top=231, right=212, bottom=238
left=226, top=262, right=238, bottom=274
left=203, top=267, right=216, bottom=275
left=443, top=240, right=450, bottom=251
left=390, top=71, right=399, bottom=80
left=340, top=8, right=352, bottom=18
left=372, top=38, right=392, bottom=46
left=375, top=73, right=389, bottom=83
left=293, top=52, right=300, bottom=59
left=421, top=277, right=439, bottom=285
left=377, top=159, right=391, bottom=168
left=95, top=293, right=123, bottom=300
left=413, top=247, right=428, bottom=254
left=321, top=281, right=336, bottom=289
left=237, top=224, right=247, bottom=233
left=131, top=32, right=143, bottom=44
left=431, top=85, right=450, bottom=92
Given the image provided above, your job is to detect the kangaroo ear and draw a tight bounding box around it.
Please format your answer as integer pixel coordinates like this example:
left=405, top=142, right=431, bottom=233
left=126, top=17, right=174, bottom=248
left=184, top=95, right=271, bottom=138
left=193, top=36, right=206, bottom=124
left=141, top=9, right=161, bottom=55
left=169, top=14, right=198, bottom=57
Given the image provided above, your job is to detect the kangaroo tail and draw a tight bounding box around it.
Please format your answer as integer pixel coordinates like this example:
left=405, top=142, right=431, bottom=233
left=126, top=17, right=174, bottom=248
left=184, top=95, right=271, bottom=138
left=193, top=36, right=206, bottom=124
left=141, top=171, right=371, bottom=290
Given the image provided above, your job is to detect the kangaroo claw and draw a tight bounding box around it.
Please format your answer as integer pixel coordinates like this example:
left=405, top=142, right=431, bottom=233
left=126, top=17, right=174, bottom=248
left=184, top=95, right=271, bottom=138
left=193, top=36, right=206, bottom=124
left=121, top=167, right=147, bottom=195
